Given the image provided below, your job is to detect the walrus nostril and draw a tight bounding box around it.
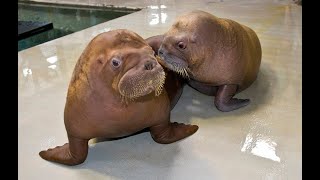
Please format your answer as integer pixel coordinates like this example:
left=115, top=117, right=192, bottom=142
left=158, top=49, right=164, bottom=55
left=145, top=61, right=155, bottom=70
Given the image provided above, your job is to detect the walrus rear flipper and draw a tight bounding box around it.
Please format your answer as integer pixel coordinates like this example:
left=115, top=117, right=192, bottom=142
left=150, top=120, right=199, bottom=144
left=145, top=35, right=164, bottom=55
left=214, top=84, right=250, bottom=112
left=39, top=136, right=89, bottom=166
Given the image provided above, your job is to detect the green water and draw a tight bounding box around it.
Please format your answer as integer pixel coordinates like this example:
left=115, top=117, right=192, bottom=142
left=18, top=3, right=138, bottom=51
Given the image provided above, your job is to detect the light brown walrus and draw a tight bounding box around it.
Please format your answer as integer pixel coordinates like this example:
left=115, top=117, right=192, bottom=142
left=39, top=29, right=198, bottom=166
left=147, top=10, right=262, bottom=112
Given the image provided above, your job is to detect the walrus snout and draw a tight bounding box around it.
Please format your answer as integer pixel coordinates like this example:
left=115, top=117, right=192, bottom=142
left=158, top=47, right=170, bottom=62
left=157, top=46, right=190, bottom=79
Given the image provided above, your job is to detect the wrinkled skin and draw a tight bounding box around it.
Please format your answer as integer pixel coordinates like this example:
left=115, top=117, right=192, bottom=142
left=39, top=29, right=198, bottom=166
left=146, top=10, right=262, bottom=112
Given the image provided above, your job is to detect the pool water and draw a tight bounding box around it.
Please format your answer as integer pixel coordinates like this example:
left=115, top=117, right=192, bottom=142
left=18, top=2, right=139, bottom=51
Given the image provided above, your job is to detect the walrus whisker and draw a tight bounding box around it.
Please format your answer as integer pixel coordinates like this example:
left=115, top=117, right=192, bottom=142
left=177, top=68, right=184, bottom=77
left=170, top=64, right=189, bottom=79
left=125, top=95, right=129, bottom=105
left=155, top=72, right=165, bottom=96
left=120, top=94, right=129, bottom=105
left=181, top=68, right=185, bottom=77
left=155, top=86, right=162, bottom=96
left=183, top=68, right=190, bottom=80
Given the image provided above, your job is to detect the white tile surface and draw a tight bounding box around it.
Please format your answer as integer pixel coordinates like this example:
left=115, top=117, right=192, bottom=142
left=18, top=0, right=302, bottom=179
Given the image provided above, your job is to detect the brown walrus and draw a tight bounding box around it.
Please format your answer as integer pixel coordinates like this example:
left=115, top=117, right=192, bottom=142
left=39, top=29, right=198, bottom=166
left=146, top=10, right=262, bottom=112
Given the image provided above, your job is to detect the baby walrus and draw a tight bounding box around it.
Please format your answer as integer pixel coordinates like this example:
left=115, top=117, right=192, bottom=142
left=147, top=10, right=262, bottom=112
left=39, top=29, right=198, bottom=166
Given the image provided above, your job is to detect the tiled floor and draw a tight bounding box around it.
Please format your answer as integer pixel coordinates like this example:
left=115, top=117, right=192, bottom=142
left=18, top=0, right=302, bottom=179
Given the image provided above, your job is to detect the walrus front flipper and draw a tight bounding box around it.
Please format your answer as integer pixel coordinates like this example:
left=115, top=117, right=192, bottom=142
left=214, top=84, right=250, bottom=112
left=145, top=35, right=164, bottom=55
left=150, top=121, right=198, bottom=144
left=39, top=136, right=89, bottom=166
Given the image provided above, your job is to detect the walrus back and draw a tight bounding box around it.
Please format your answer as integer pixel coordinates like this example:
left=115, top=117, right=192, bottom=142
left=215, top=18, right=262, bottom=92
left=237, top=22, right=262, bottom=91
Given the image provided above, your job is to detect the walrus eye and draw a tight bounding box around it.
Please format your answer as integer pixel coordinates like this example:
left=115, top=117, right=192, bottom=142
left=177, top=42, right=186, bottom=50
left=111, top=58, right=121, bottom=68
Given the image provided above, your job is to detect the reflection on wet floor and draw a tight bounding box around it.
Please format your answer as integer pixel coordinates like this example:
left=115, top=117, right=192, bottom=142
left=241, top=133, right=280, bottom=162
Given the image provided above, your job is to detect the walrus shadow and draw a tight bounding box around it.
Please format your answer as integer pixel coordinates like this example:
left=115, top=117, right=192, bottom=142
left=51, top=130, right=217, bottom=179
left=63, top=132, right=184, bottom=179
left=58, top=132, right=216, bottom=179
left=169, top=62, right=276, bottom=122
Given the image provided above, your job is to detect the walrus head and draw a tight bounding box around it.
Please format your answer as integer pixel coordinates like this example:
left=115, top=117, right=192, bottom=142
left=157, top=11, right=215, bottom=79
left=82, top=29, right=166, bottom=101
left=157, top=20, right=198, bottom=79
left=157, top=31, right=193, bottom=79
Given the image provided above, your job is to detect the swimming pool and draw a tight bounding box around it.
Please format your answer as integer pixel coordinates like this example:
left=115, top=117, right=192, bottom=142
left=18, top=2, right=139, bottom=51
